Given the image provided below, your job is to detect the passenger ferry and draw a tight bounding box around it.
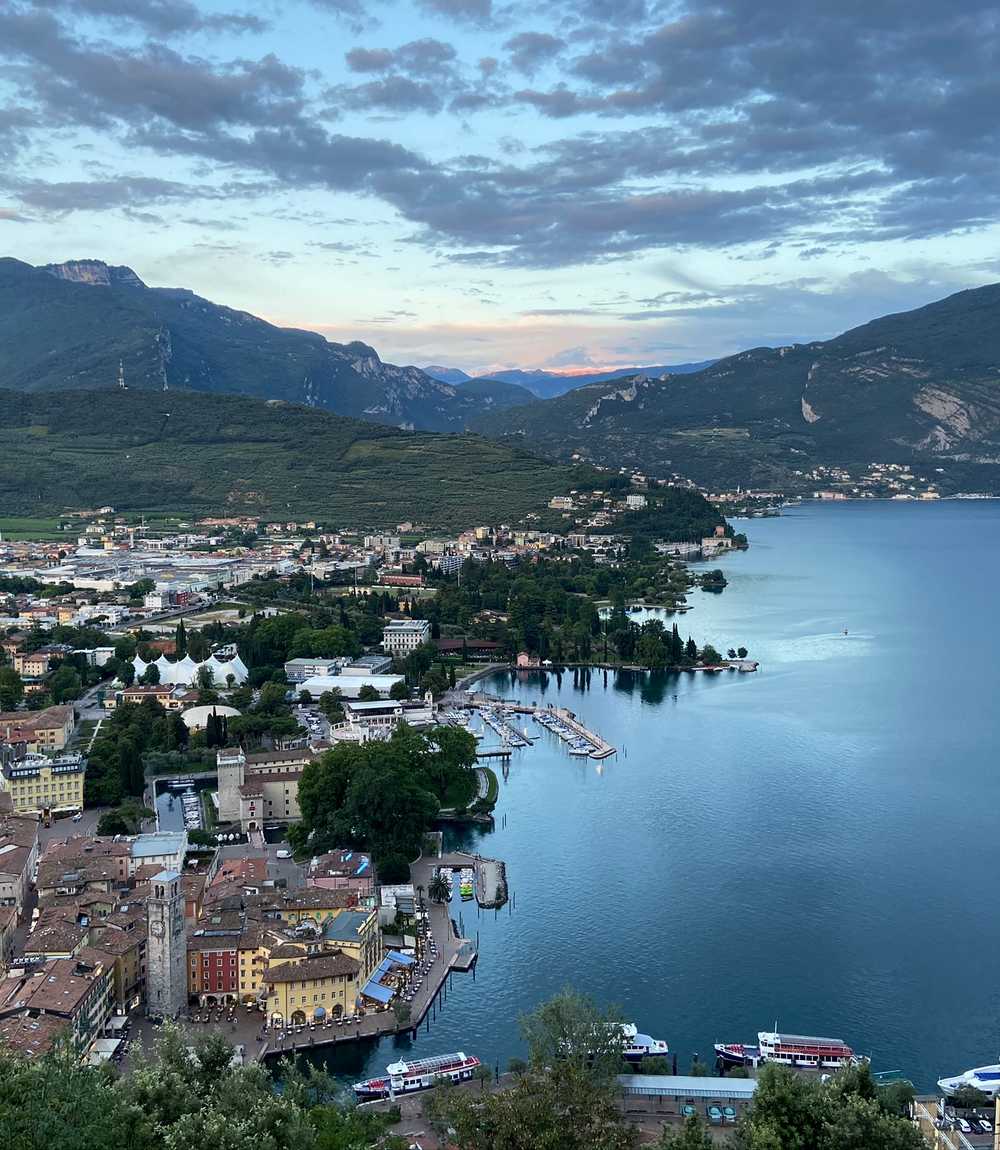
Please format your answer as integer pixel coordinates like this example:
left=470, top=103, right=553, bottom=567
left=581, top=1023, right=669, bottom=1063
left=353, top=1052, right=481, bottom=1099
left=621, top=1023, right=670, bottom=1063
left=938, top=1063, right=1000, bottom=1098
left=715, top=1028, right=861, bottom=1070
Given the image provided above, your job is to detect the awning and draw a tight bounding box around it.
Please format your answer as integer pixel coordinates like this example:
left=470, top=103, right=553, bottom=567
left=359, top=950, right=415, bottom=1004
left=313, top=1006, right=326, bottom=1020
left=361, top=979, right=394, bottom=1004
left=385, top=950, right=416, bottom=967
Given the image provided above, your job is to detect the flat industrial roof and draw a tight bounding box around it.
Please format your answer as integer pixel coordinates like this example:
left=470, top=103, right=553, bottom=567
left=618, top=1075, right=758, bottom=1100
left=131, top=832, right=186, bottom=857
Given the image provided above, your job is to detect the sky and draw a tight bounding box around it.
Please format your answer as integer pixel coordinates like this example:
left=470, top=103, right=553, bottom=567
left=2, top=0, right=1000, bottom=375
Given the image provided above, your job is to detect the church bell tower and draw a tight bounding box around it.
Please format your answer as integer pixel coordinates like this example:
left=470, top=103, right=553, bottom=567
left=146, top=870, right=187, bottom=1020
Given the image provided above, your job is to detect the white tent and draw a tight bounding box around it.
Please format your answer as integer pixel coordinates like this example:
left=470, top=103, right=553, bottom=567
left=132, top=652, right=249, bottom=687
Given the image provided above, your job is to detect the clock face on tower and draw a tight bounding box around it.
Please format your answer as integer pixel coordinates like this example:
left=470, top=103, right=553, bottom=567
left=150, top=920, right=165, bottom=938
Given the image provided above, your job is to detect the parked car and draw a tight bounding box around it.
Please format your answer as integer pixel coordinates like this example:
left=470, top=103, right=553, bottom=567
left=957, top=1117, right=971, bottom=1134
left=276, top=849, right=292, bottom=859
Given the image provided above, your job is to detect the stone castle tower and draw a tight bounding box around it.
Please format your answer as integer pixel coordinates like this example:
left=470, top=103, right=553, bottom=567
left=146, top=870, right=188, bottom=1020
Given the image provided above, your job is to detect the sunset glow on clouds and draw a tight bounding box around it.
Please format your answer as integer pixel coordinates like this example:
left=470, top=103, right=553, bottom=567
left=2, top=0, right=999, bottom=373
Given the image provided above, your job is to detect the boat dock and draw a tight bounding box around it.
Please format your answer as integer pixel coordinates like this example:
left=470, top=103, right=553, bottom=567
left=467, top=695, right=616, bottom=760
left=257, top=856, right=486, bottom=1062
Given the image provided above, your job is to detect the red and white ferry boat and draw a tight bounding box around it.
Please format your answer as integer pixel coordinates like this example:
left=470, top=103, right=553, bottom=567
left=715, top=1028, right=862, bottom=1070
left=353, top=1051, right=481, bottom=1100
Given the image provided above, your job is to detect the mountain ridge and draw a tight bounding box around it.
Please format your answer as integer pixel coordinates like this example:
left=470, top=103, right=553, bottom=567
left=0, top=258, right=527, bottom=432
left=471, top=283, right=1000, bottom=493
left=422, top=361, right=716, bottom=398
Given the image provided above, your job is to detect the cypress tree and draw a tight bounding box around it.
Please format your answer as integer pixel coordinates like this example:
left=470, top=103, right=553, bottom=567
left=175, top=619, right=188, bottom=657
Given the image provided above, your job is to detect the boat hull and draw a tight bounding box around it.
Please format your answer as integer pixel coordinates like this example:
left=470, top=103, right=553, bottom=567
left=714, top=1043, right=761, bottom=1067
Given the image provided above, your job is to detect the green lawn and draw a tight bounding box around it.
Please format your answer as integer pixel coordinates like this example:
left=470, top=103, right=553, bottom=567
left=0, top=516, right=67, bottom=540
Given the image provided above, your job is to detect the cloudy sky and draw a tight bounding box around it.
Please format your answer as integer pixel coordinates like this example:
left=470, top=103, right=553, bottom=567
left=2, top=0, right=999, bottom=374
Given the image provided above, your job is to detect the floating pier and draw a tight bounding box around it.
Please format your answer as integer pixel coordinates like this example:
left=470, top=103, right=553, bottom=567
left=467, top=695, right=616, bottom=760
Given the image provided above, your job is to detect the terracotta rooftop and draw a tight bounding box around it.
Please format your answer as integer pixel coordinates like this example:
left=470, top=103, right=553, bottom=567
left=0, top=1013, right=70, bottom=1058
left=263, top=950, right=359, bottom=982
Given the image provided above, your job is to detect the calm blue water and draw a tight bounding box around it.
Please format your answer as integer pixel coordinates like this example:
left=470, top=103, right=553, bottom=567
left=317, top=501, right=1000, bottom=1091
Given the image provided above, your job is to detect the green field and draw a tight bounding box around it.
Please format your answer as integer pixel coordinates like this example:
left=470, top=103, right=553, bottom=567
left=0, top=516, right=68, bottom=540
left=0, top=389, right=599, bottom=531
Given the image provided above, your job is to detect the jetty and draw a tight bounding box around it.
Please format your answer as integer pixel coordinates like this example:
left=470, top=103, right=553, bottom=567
left=256, top=856, right=488, bottom=1062
left=467, top=695, right=616, bottom=760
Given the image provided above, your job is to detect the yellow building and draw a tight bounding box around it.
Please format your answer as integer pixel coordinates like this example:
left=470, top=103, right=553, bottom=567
left=319, top=908, right=382, bottom=984
left=263, top=949, right=361, bottom=1025
left=278, top=887, right=359, bottom=927
left=0, top=753, right=86, bottom=817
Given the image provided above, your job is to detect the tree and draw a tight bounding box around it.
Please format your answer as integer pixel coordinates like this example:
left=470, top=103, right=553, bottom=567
left=318, top=689, right=344, bottom=723
left=195, top=665, right=215, bottom=692
left=140, top=662, right=161, bottom=686
left=388, top=680, right=410, bottom=701
left=357, top=684, right=381, bottom=702
left=737, top=646, right=748, bottom=659
left=0, top=667, right=24, bottom=710
left=684, top=637, right=698, bottom=662
left=428, top=874, right=450, bottom=903
left=948, top=1084, right=989, bottom=1110
left=425, top=988, right=635, bottom=1150
left=734, top=1064, right=925, bottom=1150
left=175, top=619, right=188, bottom=657
left=700, top=644, right=722, bottom=665
left=656, top=1115, right=713, bottom=1149
left=49, top=664, right=83, bottom=703
left=98, top=801, right=154, bottom=836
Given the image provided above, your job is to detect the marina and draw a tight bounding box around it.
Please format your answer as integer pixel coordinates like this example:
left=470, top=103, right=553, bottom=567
left=465, top=694, right=617, bottom=760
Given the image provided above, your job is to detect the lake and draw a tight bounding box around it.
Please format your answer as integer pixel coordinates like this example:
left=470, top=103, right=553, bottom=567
left=315, top=500, right=1000, bottom=1092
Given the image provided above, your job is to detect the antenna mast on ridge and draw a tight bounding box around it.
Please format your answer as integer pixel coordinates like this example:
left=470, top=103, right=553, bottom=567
left=117, top=360, right=128, bottom=390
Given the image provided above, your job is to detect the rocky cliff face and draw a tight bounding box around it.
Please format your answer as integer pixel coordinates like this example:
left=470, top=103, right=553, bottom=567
left=472, top=283, right=1000, bottom=491
left=0, top=259, right=527, bottom=431
left=42, top=259, right=146, bottom=288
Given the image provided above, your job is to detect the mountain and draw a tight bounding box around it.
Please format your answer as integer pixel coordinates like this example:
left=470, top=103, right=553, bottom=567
left=422, top=365, right=472, bottom=385
left=0, top=389, right=596, bottom=529
left=0, top=258, right=518, bottom=432
left=469, top=363, right=716, bottom=399
left=419, top=362, right=716, bottom=399
left=471, top=284, right=1000, bottom=492
left=453, top=377, right=536, bottom=408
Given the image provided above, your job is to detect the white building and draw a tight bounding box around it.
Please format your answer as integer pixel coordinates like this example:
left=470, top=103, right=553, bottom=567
left=297, top=674, right=405, bottom=700
left=625, top=494, right=647, bottom=510
left=381, top=619, right=430, bottom=655
left=285, top=657, right=345, bottom=683
left=129, top=831, right=188, bottom=875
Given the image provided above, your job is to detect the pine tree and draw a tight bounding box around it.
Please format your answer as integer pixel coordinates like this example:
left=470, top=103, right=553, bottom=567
left=175, top=619, right=188, bottom=657
left=684, top=636, right=698, bottom=663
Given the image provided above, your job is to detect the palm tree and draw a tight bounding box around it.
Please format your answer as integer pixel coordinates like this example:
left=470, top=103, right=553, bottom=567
left=428, top=875, right=449, bottom=903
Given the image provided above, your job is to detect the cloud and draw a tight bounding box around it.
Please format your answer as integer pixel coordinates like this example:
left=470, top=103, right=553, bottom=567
left=3, top=0, right=1000, bottom=276
left=503, top=31, right=564, bottom=76
left=346, top=38, right=457, bottom=76
left=0, top=7, right=306, bottom=132
left=414, top=0, right=492, bottom=27
left=32, top=0, right=267, bottom=36
left=541, top=344, right=599, bottom=367
left=338, top=75, right=444, bottom=114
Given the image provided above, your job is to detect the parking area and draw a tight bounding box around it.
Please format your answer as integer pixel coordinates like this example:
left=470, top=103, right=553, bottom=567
left=294, top=704, right=332, bottom=742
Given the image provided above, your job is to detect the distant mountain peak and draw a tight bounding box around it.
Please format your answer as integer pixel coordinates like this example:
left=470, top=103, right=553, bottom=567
left=42, top=259, right=145, bottom=288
